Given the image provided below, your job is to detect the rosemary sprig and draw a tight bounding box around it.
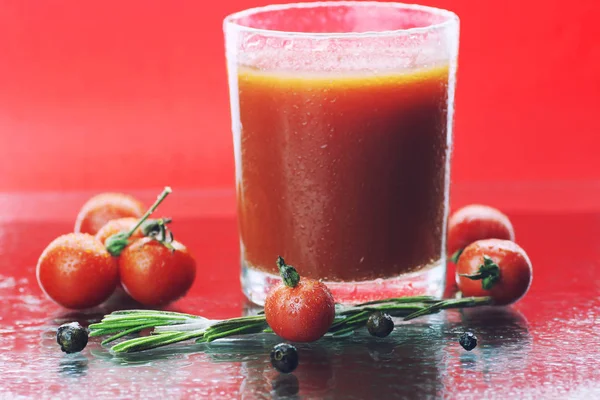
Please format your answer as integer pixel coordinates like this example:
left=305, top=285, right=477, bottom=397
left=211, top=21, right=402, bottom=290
left=402, top=296, right=492, bottom=320
left=88, top=296, right=492, bottom=354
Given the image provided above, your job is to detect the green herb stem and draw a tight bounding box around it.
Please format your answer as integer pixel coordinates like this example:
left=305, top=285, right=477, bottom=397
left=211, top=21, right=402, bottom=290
left=111, top=330, right=205, bottom=354
left=203, top=322, right=267, bottom=343
left=101, top=323, right=161, bottom=346
left=88, top=296, right=492, bottom=354
left=403, top=296, right=494, bottom=321
left=355, top=295, right=438, bottom=306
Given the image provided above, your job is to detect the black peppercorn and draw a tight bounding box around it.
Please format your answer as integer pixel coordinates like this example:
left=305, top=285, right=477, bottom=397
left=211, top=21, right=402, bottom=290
left=270, top=343, right=299, bottom=374
left=57, top=322, right=89, bottom=354
left=367, top=311, right=394, bottom=338
left=459, top=331, right=478, bottom=351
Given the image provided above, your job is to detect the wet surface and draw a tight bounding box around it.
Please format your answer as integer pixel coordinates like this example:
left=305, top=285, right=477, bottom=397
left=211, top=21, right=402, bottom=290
left=1, top=192, right=599, bottom=399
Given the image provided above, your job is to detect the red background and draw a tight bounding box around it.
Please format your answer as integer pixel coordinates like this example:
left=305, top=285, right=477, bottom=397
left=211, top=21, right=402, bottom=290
left=0, top=4, right=598, bottom=397
left=0, top=0, right=598, bottom=192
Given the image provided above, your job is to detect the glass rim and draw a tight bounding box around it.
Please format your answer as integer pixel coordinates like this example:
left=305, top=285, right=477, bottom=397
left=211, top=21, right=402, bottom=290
left=223, top=1, right=459, bottom=39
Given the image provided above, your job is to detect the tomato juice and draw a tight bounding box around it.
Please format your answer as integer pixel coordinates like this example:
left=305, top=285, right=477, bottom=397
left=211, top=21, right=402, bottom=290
left=236, top=65, right=451, bottom=282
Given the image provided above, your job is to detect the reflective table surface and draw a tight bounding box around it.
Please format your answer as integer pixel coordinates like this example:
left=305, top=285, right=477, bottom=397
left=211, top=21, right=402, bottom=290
left=1, top=185, right=599, bottom=399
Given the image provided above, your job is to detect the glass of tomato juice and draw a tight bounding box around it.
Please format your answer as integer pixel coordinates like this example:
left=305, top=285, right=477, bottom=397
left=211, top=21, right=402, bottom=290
left=224, top=2, right=460, bottom=305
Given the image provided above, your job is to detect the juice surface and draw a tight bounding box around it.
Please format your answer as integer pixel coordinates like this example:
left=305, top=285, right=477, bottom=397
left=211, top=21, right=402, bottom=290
left=236, top=66, right=450, bottom=281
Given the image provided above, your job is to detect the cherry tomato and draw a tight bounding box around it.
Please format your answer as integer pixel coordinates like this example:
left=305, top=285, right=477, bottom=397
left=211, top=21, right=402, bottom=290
left=265, top=257, right=335, bottom=342
left=95, top=217, right=143, bottom=244
left=447, top=204, right=515, bottom=259
left=74, top=193, right=145, bottom=235
left=36, top=233, right=119, bottom=309
left=119, top=238, right=196, bottom=306
left=456, top=239, right=532, bottom=305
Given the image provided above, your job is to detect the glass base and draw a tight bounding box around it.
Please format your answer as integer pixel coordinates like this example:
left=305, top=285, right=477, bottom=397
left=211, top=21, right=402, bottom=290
left=241, top=260, right=446, bottom=306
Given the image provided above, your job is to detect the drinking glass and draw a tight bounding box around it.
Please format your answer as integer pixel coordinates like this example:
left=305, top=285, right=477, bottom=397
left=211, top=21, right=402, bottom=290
left=224, top=2, right=459, bottom=305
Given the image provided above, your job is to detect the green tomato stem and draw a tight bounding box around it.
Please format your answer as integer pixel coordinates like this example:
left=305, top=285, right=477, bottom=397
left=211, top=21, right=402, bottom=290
left=276, top=256, right=300, bottom=288
left=105, top=187, right=172, bottom=256
left=458, top=255, right=501, bottom=290
left=127, top=187, right=172, bottom=237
